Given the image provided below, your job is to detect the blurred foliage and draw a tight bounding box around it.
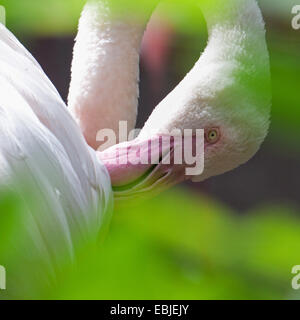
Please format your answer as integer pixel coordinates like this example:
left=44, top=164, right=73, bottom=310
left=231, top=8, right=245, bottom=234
left=0, top=0, right=297, bottom=35
left=53, top=191, right=300, bottom=300
left=0, top=0, right=85, bottom=35
left=0, top=187, right=300, bottom=299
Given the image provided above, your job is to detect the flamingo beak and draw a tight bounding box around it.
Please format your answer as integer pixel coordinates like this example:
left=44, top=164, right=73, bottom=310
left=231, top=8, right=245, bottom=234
left=98, top=133, right=205, bottom=201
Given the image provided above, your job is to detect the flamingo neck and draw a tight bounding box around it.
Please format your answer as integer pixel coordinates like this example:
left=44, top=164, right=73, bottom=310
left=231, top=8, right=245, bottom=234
left=200, top=0, right=263, bottom=29
left=199, top=0, right=266, bottom=60
left=68, top=0, right=155, bottom=150
left=140, top=0, right=268, bottom=138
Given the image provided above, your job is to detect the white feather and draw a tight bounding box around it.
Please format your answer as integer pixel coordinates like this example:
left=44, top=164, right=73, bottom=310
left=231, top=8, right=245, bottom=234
left=0, top=24, right=113, bottom=265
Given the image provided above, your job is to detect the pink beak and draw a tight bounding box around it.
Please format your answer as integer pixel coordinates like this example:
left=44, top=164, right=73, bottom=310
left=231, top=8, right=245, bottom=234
left=97, top=133, right=205, bottom=200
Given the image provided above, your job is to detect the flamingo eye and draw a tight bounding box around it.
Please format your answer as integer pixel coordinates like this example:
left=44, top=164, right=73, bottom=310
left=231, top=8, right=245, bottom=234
left=206, top=128, right=220, bottom=144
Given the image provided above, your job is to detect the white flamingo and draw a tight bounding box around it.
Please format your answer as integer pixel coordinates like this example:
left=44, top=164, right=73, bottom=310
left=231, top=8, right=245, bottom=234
left=0, top=0, right=271, bottom=262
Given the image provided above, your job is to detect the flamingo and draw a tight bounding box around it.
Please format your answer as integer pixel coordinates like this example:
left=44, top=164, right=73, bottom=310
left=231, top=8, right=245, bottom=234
left=0, top=0, right=271, bottom=264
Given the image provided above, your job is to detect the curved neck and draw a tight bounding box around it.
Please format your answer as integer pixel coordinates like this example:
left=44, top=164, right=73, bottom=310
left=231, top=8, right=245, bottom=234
left=197, top=0, right=270, bottom=108
left=200, top=0, right=264, bottom=29
left=140, top=0, right=269, bottom=139
left=199, top=0, right=267, bottom=60
left=68, top=0, right=157, bottom=150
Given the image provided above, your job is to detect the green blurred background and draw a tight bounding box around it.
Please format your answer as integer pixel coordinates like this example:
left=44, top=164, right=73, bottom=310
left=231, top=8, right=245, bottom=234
left=0, top=0, right=300, bottom=299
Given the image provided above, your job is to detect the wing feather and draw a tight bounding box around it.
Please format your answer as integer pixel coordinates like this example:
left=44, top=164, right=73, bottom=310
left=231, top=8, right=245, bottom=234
left=0, top=25, right=113, bottom=267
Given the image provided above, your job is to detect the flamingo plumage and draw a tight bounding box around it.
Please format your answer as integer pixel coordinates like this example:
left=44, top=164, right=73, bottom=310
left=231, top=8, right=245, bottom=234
left=0, top=0, right=271, bottom=264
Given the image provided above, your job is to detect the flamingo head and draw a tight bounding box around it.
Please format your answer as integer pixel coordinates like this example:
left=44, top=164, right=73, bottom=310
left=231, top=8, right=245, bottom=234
left=99, top=58, right=271, bottom=201
left=96, top=1, right=271, bottom=201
